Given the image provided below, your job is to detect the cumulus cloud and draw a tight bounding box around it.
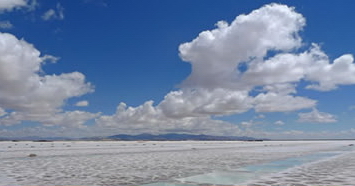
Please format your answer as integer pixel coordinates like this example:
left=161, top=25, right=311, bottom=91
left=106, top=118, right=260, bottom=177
left=176, top=4, right=330, bottom=115
left=0, top=20, right=13, bottom=29
left=159, top=88, right=253, bottom=118
left=96, top=3, right=355, bottom=135
left=96, top=88, right=253, bottom=135
left=179, top=3, right=305, bottom=90
left=42, top=3, right=64, bottom=21
left=254, top=92, right=316, bottom=112
left=0, top=3, right=348, bottom=136
left=38, top=111, right=99, bottom=128
left=298, top=108, right=337, bottom=123
left=0, top=32, right=95, bottom=127
left=305, top=54, right=355, bottom=91
left=176, top=3, right=355, bottom=113
left=240, top=44, right=355, bottom=92
left=96, top=101, right=241, bottom=135
left=75, top=100, right=89, bottom=107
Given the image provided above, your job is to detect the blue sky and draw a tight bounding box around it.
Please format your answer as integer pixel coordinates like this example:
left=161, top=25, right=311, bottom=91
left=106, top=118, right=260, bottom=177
left=1, top=0, right=355, bottom=139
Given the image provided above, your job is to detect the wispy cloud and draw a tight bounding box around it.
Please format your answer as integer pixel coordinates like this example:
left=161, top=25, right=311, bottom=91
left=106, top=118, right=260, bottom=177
left=274, top=120, right=285, bottom=126
left=42, top=3, right=64, bottom=21
left=0, top=20, right=13, bottom=29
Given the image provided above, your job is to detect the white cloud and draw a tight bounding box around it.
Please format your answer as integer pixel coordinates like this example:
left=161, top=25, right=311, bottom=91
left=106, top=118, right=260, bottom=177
left=254, top=92, right=316, bottom=112
left=42, top=9, right=56, bottom=20
left=241, top=48, right=316, bottom=88
left=240, top=120, right=254, bottom=128
left=2, top=3, right=353, bottom=137
left=39, top=111, right=99, bottom=128
left=253, top=83, right=316, bottom=112
left=0, top=20, right=13, bottom=29
left=298, top=108, right=337, bottom=123
left=305, top=54, right=355, bottom=91
left=274, top=120, right=285, bottom=125
left=175, top=4, right=322, bottom=115
left=176, top=3, right=355, bottom=114
left=281, top=130, right=304, bottom=136
left=159, top=88, right=253, bottom=118
left=95, top=3, right=355, bottom=135
left=42, top=3, right=64, bottom=21
left=179, top=3, right=305, bottom=90
left=41, top=54, right=60, bottom=63
left=96, top=100, right=241, bottom=136
left=0, top=32, right=94, bottom=126
left=0, top=0, right=37, bottom=12
left=0, top=0, right=27, bottom=12
left=75, top=100, right=89, bottom=107
left=0, top=110, right=99, bottom=128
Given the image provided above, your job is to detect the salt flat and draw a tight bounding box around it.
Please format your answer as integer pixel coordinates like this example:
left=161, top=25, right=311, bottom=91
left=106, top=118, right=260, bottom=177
left=0, top=140, right=354, bottom=186
left=248, top=150, right=355, bottom=186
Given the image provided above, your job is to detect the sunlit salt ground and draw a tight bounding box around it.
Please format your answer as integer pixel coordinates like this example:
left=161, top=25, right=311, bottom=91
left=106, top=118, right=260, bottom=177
left=0, top=140, right=354, bottom=186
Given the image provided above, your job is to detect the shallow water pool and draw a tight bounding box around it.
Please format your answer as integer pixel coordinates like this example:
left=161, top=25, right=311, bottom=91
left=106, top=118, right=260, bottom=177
left=143, top=149, right=350, bottom=186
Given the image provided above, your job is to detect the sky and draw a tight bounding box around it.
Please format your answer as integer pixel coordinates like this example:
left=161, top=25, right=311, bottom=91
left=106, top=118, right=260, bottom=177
left=1, top=0, right=355, bottom=139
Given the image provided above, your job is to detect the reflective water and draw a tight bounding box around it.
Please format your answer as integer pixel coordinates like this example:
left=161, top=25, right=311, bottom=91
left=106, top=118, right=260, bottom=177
left=143, top=150, right=346, bottom=186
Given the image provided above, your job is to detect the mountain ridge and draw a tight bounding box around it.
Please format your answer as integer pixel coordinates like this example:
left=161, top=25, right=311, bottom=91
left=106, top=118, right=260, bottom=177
left=0, top=133, right=263, bottom=141
left=106, top=133, right=261, bottom=141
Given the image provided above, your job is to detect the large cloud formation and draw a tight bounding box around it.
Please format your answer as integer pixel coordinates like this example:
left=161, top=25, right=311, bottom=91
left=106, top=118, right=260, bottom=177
left=0, top=32, right=97, bottom=127
left=96, top=101, right=241, bottom=136
left=179, top=4, right=304, bottom=89
left=96, top=3, right=355, bottom=135
left=2, top=3, right=355, bottom=137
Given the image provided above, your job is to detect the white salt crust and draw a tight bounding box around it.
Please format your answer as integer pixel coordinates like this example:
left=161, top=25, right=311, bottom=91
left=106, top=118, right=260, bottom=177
left=0, top=140, right=354, bottom=185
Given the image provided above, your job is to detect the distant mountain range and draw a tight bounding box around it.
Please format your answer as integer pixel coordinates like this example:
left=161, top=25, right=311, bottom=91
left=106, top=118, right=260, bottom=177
left=0, top=133, right=263, bottom=141
left=106, top=133, right=260, bottom=141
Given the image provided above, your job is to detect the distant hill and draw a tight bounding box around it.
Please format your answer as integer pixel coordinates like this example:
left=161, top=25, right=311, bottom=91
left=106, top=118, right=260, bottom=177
left=107, top=133, right=260, bottom=141
left=1, top=133, right=263, bottom=141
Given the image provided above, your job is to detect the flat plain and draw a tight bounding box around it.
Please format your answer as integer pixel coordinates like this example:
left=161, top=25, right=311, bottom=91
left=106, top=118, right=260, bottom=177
left=0, top=140, right=354, bottom=185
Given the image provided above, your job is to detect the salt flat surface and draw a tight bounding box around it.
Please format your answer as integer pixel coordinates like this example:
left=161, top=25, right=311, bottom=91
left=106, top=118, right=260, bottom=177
left=0, top=140, right=354, bottom=185
left=247, top=150, right=355, bottom=186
